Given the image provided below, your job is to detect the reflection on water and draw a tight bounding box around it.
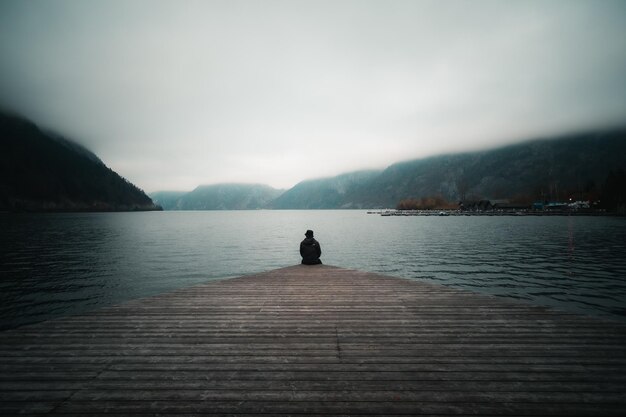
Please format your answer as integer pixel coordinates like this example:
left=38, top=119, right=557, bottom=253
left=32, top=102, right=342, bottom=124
left=1, top=211, right=625, bottom=329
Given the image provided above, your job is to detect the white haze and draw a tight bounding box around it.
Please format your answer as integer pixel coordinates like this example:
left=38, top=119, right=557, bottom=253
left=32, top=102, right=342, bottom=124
left=1, top=0, right=625, bottom=191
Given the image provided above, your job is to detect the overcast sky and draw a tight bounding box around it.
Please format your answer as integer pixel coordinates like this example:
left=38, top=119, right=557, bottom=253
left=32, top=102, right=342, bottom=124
left=1, top=0, right=625, bottom=192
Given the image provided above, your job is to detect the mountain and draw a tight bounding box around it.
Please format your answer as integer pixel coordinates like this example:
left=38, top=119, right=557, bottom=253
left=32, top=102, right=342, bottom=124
left=270, top=170, right=381, bottom=209
left=0, top=112, right=160, bottom=212
left=149, top=191, right=188, bottom=210
left=152, top=184, right=284, bottom=210
left=355, top=129, right=626, bottom=207
left=153, top=128, right=626, bottom=210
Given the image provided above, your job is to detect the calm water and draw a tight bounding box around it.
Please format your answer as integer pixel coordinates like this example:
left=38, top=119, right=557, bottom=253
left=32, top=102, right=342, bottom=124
left=1, top=211, right=626, bottom=329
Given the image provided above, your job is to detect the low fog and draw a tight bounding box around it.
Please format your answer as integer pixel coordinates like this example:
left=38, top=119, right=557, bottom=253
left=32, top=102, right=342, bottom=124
left=1, top=0, right=625, bottom=191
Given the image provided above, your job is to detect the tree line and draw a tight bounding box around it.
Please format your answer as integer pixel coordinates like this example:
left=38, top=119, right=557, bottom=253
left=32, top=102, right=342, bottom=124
left=396, top=170, right=626, bottom=213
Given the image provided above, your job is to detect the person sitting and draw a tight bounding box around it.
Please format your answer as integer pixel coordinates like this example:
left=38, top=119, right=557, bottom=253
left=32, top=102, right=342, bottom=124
left=300, top=229, right=322, bottom=265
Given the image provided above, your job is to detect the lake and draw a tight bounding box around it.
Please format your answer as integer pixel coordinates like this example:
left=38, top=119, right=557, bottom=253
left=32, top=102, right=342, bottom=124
left=1, top=210, right=625, bottom=329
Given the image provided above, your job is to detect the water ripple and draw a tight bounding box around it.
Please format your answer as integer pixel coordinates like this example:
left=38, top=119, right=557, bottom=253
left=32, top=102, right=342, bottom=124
left=1, top=211, right=626, bottom=329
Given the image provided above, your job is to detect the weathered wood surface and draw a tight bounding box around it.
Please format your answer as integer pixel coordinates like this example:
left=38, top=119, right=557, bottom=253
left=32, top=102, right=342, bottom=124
left=1, top=264, right=625, bottom=416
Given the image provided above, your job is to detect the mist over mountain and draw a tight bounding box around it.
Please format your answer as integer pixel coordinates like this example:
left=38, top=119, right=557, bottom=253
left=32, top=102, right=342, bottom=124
left=270, top=170, right=381, bottom=209
left=153, top=184, right=283, bottom=210
left=0, top=112, right=160, bottom=212
left=149, top=191, right=188, bottom=210
left=153, top=129, right=626, bottom=210
left=363, top=130, right=626, bottom=207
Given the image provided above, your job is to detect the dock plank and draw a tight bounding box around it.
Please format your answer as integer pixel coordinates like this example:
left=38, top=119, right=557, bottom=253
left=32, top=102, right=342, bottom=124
left=1, top=264, right=625, bottom=416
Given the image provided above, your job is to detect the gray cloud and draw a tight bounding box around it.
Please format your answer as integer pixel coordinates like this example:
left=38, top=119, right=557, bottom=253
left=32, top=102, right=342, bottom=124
left=1, top=0, right=625, bottom=191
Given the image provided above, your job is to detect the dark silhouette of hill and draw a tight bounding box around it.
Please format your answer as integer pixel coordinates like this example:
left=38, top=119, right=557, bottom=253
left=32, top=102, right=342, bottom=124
left=153, top=184, right=283, bottom=210
left=0, top=112, right=160, bottom=212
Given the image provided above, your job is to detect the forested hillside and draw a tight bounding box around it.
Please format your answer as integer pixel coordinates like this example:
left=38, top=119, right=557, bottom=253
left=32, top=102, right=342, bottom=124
left=0, top=112, right=160, bottom=212
left=344, top=130, right=626, bottom=208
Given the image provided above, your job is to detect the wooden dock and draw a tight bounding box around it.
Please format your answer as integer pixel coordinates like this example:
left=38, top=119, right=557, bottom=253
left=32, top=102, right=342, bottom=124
left=1, top=265, right=625, bottom=416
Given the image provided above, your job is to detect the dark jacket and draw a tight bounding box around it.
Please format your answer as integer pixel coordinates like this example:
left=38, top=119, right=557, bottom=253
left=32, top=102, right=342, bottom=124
left=300, top=237, right=322, bottom=265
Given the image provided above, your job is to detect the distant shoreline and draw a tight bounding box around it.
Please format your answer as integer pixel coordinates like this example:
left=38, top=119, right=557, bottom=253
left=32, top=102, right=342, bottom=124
left=1, top=205, right=162, bottom=213
left=372, top=209, right=623, bottom=217
left=1, top=208, right=622, bottom=216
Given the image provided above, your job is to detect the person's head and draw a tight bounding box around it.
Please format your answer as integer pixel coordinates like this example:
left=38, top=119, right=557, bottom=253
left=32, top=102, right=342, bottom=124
left=305, top=229, right=314, bottom=238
